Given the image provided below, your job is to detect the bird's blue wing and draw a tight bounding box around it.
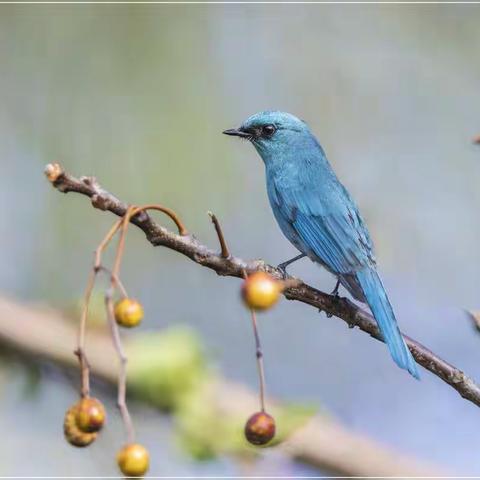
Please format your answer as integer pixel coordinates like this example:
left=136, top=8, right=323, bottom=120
left=271, top=181, right=375, bottom=275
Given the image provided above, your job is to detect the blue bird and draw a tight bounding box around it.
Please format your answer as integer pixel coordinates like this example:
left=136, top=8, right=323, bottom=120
left=224, top=111, right=419, bottom=379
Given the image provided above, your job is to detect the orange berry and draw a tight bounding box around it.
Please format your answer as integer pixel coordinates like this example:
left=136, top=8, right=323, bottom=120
left=117, top=443, right=150, bottom=477
left=241, top=272, right=281, bottom=311
left=75, top=397, right=106, bottom=433
left=114, top=298, right=144, bottom=328
left=64, top=403, right=98, bottom=447
left=244, top=411, right=276, bottom=446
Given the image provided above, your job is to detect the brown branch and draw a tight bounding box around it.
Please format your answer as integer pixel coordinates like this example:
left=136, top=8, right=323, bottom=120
left=45, top=163, right=480, bottom=409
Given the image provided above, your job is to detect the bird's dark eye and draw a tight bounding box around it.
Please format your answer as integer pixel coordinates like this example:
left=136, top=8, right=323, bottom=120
left=262, top=124, right=276, bottom=137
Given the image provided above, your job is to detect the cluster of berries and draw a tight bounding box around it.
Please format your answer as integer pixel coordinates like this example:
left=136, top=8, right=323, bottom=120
left=64, top=299, right=149, bottom=477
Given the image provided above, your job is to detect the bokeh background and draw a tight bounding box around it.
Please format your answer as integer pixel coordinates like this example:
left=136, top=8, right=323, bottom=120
left=1, top=4, right=480, bottom=476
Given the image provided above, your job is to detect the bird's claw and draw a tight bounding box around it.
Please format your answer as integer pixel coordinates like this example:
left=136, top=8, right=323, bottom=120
left=276, top=263, right=289, bottom=279
left=330, top=279, right=341, bottom=299
left=276, top=253, right=306, bottom=279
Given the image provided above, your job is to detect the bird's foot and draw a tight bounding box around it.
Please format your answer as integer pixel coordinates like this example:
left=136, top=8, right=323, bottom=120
left=325, top=280, right=342, bottom=318
left=330, top=279, right=341, bottom=299
left=276, top=253, right=306, bottom=279
left=276, top=262, right=289, bottom=279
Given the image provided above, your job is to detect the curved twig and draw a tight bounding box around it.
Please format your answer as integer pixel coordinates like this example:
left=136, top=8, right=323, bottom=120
left=208, top=211, right=230, bottom=258
left=132, top=204, right=188, bottom=236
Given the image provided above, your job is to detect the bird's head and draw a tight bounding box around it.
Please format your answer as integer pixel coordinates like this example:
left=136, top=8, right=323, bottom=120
left=223, top=111, right=315, bottom=164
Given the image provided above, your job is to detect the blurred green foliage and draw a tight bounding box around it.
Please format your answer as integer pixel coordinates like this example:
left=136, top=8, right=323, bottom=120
left=126, top=327, right=314, bottom=460
left=128, top=328, right=208, bottom=410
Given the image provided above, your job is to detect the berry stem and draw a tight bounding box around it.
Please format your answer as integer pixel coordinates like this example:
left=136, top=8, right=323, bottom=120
left=75, top=201, right=189, bottom=442
left=111, top=206, right=136, bottom=283
left=76, top=213, right=133, bottom=399
left=105, top=285, right=135, bottom=444
left=250, top=308, right=267, bottom=413
left=97, top=266, right=129, bottom=298
left=94, top=219, right=123, bottom=270
left=104, top=207, right=138, bottom=443
left=243, top=269, right=267, bottom=413
left=75, top=268, right=98, bottom=398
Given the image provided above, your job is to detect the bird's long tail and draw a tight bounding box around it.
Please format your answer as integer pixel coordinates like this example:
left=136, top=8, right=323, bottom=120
left=355, top=267, right=419, bottom=379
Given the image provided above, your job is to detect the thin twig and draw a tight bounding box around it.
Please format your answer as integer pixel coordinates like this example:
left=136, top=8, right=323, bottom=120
left=75, top=216, right=127, bottom=399
left=242, top=270, right=267, bottom=412
left=75, top=214, right=133, bottom=399
left=97, top=266, right=129, bottom=298
left=251, top=308, right=267, bottom=412
left=104, top=205, right=139, bottom=443
left=105, top=285, right=135, bottom=443
left=111, top=205, right=136, bottom=282
left=45, top=164, right=480, bottom=410
left=75, top=268, right=97, bottom=398
left=94, top=219, right=123, bottom=269
left=92, top=202, right=186, bottom=442
left=80, top=209, right=136, bottom=440
left=208, top=211, right=230, bottom=258
left=133, top=203, right=188, bottom=236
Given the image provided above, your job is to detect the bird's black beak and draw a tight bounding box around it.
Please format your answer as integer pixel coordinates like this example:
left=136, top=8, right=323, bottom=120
left=222, top=128, right=251, bottom=138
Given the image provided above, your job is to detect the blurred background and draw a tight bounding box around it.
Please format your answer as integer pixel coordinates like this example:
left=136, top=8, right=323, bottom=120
left=1, top=3, right=480, bottom=476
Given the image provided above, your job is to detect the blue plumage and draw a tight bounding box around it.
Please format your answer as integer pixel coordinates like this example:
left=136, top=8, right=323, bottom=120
left=224, top=111, right=419, bottom=379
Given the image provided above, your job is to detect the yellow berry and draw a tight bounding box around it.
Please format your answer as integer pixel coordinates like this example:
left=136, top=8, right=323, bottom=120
left=64, top=403, right=98, bottom=447
left=75, top=397, right=106, bottom=433
left=114, top=298, right=144, bottom=328
left=117, top=443, right=150, bottom=477
left=241, top=272, right=281, bottom=311
left=244, top=411, right=276, bottom=446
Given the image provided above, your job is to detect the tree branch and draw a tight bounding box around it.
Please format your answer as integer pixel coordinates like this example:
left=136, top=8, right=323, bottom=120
left=45, top=163, right=480, bottom=409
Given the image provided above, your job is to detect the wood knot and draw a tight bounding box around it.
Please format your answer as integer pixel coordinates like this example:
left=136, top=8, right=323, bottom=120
left=80, top=176, right=96, bottom=187
left=450, top=370, right=466, bottom=384
left=91, top=194, right=111, bottom=211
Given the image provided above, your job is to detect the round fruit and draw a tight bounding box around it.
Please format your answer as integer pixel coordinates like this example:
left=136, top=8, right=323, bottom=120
left=64, top=403, right=98, bottom=447
left=117, top=443, right=150, bottom=477
left=244, top=411, right=276, bottom=446
left=75, top=397, right=106, bottom=433
left=114, top=298, right=144, bottom=328
left=241, top=272, right=281, bottom=311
